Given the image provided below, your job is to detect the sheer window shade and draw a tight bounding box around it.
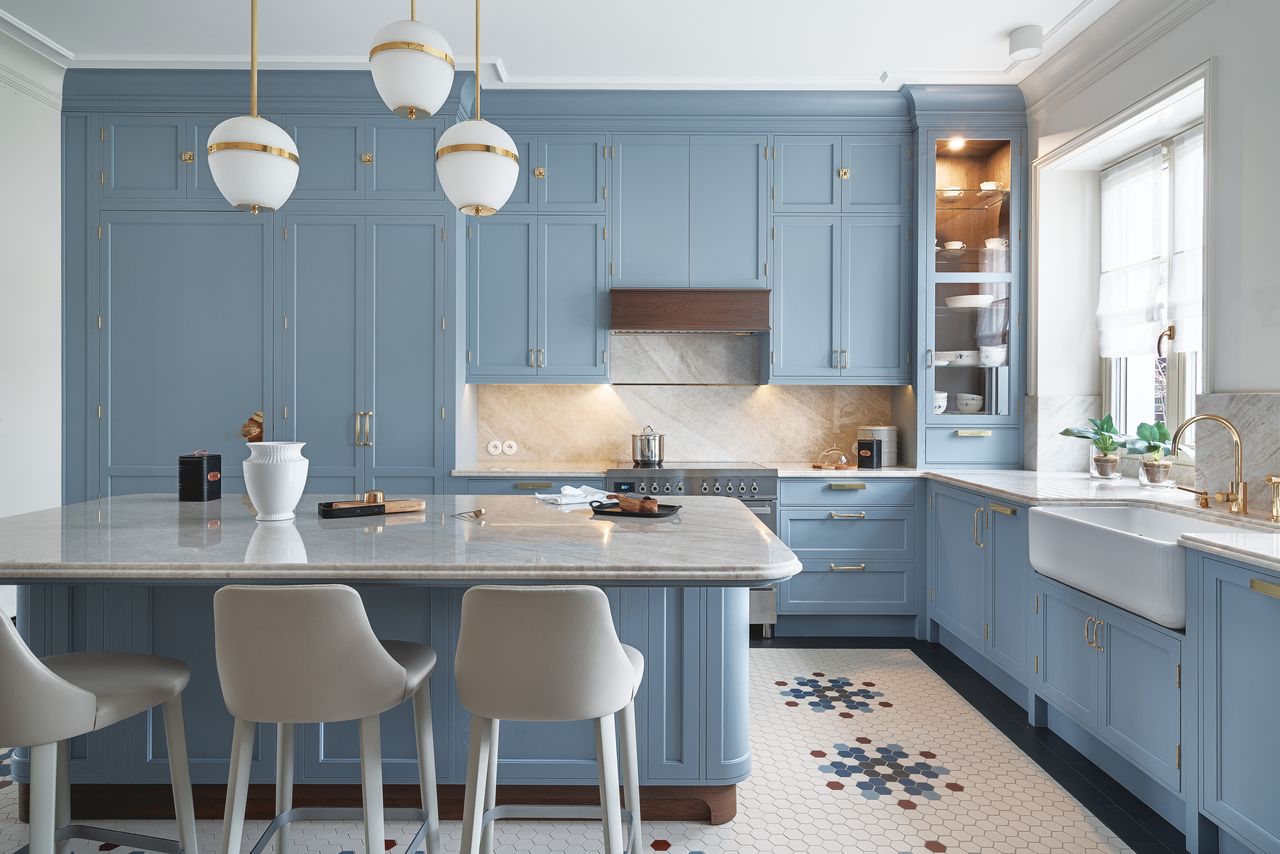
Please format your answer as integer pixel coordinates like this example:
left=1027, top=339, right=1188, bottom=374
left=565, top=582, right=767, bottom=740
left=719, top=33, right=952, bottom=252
left=1097, top=146, right=1167, bottom=357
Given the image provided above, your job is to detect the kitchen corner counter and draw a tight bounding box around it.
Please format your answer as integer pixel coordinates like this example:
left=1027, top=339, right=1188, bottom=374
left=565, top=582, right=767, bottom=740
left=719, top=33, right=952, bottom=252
left=1178, top=531, right=1280, bottom=575
left=452, top=463, right=611, bottom=478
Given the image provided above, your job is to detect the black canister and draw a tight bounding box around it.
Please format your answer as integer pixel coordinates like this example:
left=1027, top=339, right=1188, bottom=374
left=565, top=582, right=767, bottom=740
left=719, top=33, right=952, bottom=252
left=856, top=438, right=883, bottom=469
left=178, top=449, right=222, bottom=502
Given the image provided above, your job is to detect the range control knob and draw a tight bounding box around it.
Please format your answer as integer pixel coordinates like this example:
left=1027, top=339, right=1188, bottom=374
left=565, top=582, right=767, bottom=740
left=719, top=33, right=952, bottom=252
left=751, top=481, right=759, bottom=494
left=676, top=483, right=685, bottom=493
left=638, top=483, right=647, bottom=493
left=739, top=482, right=747, bottom=493
left=701, top=482, right=710, bottom=494
left=663, top=483, right=672, bottom=493
left=713, top=482, right=722, bottom=494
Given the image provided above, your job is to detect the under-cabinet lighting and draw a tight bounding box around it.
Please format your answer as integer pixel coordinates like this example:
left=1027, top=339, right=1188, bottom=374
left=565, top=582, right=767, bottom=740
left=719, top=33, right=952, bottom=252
left=947, top=136, right=967, bottom=151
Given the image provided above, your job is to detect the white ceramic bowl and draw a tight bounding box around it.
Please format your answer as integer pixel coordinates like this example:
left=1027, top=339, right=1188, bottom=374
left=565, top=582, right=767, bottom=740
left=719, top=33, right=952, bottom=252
left=933, top=399, right=948, bottom=415
left=955, top=394, right=984, bottom=413
left=945, top=294, right=997, bottom=309
left=980, top=345, right=1008, bottom=367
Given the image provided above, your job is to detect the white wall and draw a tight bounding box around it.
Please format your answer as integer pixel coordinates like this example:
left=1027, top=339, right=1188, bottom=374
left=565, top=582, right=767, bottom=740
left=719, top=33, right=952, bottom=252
left=0, top=35, right=63, bottom=616
left=1021, top=0, right=1280, bottom=394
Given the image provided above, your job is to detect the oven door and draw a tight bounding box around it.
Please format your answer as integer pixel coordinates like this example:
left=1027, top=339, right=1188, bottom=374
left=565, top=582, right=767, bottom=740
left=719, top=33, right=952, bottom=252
left=742, top=499, right=779, bottom=633
left=741, top=498, right=777, bottom=533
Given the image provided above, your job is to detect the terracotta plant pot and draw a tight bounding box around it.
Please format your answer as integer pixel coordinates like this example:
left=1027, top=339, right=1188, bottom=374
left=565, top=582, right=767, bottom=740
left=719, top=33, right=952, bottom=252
left=1139, top=457, right=1174, bottom=488
left=1091, top=454, right=1120, bottom=479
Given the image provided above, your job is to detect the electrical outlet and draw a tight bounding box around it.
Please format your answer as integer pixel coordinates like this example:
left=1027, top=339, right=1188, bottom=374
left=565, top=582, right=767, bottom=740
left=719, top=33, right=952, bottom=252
left=502, top=440, right=518, bottom=456
left=485, top=440, right=503, bottom=456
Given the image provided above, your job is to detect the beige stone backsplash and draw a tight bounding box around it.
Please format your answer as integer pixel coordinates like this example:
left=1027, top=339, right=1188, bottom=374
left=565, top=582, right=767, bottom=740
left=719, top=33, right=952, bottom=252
left=477, top=384, right=892, bottom=464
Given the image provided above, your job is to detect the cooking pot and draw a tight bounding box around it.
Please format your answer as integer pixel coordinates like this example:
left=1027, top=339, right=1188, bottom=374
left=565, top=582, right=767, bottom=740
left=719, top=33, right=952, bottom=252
left=631, top=425, right=665, bottom=467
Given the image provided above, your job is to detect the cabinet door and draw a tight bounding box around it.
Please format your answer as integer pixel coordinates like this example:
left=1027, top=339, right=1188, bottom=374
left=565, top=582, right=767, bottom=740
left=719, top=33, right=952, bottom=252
left=187, top=114, right=247, bottom=199
left=1095, top=603, right=1182, bottom=792
left=841, top=217, right=909, bottom=382
left=502, top=133, right=538, bottom=212
left=773, top=135, right=840, bottom=212
left=366, top=217, right=444, bottom=494
left=102, top=115, right=186, bottom=199
left=930, top=487, right=987, bottom=650
left=539, top=134, right=607, bottom=212
left=99, top=212, right=272, bottom=495
left=986, top=502, right=1028, bottom=682
left=367, top=117, right=442, bottom=199
left=283, top=215, right=367, bottom=493
left=467, top=216, right=538, bottom=379
left=771, top=217, right=841, bottom=378
left=286, top=117, right=365, bottom=199
left=1201, top=559, right=1280, bottom=852
left=610, top=134, right=689, bottom=287
left=1036, top=581, right=1098, bottom=730
left=538, top=216, right=607, bottom=380
left=842, top=135, right=909, bottom=211
left=689, top=135, right=767, bottom=288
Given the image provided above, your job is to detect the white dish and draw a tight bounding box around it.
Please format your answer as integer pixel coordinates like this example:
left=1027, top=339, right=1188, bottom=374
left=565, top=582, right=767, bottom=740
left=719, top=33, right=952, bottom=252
left=935, top=350, right=979, bottom=365
left=945, top=294, right=997, bottom=309
left=979, top=345, right=1008, bottom=367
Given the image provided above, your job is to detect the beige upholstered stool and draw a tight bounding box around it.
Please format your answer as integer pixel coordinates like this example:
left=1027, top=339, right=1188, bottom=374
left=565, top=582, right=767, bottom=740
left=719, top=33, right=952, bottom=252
left=212, top=585, right=440, bottom=854
left=0, top=609, right=198, bottom=854
left=455, top=586, right=644, bottom=854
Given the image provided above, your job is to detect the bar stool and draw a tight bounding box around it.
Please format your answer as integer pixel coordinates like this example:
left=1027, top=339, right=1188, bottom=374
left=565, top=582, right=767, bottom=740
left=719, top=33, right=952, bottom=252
left=455, top=586, right=644, bottom=854
left=0, top=608, right=198, bottom=854
left=212, top=585, right=440, bottom=854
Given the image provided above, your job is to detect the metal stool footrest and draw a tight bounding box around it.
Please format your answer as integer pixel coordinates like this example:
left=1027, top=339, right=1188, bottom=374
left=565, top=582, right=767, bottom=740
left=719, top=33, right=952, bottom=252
left=247, top=807, right=430, bottom=854
left=12, top=823, right=185, bottom=854
left=481, top=804, right=636, bottom=853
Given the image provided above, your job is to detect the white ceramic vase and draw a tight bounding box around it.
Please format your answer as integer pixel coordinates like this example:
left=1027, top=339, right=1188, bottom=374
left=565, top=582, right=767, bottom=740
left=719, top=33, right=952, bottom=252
left=243, top=442, right=309, bottom=521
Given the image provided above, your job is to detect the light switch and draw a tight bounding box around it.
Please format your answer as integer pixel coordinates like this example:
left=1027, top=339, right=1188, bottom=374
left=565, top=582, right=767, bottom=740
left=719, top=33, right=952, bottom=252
left=485, top=440, right=503, bottom=456
left=502, top=440, right=518, bottom=456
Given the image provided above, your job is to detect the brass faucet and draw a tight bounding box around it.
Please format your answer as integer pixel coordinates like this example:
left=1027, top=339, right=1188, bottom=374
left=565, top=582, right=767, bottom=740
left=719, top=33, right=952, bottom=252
left=1170, top=414, right=1247, bottom=515
left=1266, top=475, right=1280, bottom=523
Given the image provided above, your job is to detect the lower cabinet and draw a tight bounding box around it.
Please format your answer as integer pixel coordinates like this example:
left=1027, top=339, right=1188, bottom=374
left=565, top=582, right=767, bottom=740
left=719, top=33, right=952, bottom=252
left=1034, top=576, right=1182, bottom=793
left=1198, top=556, right=1280, bottom=852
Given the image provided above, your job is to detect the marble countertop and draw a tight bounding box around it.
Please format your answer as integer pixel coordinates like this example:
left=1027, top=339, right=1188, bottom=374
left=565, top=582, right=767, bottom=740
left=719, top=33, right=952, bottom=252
left=0, top=494, right=801, bottom=585
left=453, top=463, right=615, bottom=478
left=1178, top=532, right=1280, bottom=574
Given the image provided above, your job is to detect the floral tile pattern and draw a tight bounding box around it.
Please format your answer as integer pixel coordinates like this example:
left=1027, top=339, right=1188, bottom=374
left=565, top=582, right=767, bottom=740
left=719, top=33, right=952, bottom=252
left=0, top=648, right=1132, bottom=854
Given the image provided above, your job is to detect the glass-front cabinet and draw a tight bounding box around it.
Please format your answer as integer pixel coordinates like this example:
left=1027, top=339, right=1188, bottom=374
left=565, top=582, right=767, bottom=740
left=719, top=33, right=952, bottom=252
left=925, top=132, right=1021, bottom=428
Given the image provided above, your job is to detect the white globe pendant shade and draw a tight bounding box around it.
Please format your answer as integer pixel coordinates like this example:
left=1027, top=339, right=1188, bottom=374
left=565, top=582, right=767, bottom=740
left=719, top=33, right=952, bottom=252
left=369, top=19, right=455, bottom=119
left=435, top=118, right=519, bottom=217
left=207, top=115, right=300, bottom=214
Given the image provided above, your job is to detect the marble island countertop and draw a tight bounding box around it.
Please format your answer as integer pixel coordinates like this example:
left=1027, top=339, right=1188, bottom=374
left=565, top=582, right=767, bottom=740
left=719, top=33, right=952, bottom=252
left=0, top=494, right=801, bottom=585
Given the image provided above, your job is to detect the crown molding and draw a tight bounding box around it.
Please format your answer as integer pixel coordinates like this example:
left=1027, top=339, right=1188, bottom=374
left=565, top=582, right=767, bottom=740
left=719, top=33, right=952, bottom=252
left=1023, top=0, right=1216, bottom=123
left=0, top=21, right=65, bottom=109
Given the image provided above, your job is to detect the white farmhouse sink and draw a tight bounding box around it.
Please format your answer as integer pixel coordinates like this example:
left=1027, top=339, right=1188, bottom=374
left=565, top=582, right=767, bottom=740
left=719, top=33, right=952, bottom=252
left=1028, top=505, right=1241, bottom=629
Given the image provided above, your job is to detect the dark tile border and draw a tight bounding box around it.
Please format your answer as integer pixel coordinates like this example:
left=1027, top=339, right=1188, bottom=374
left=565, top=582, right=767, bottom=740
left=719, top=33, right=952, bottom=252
left=752, top=636, right=1186, bottom=854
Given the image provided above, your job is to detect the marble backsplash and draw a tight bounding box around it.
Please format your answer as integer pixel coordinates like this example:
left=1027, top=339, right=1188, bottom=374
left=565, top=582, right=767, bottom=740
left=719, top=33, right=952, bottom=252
left=1193, top=393, right=1280, bottom=504
left=1024, top=394, right=1101, bottom=471
left=476, top=384, right=892, bottom=464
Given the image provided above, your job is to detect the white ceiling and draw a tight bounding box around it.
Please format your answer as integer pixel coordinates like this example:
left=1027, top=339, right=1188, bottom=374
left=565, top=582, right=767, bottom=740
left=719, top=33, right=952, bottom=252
left=0, top=0, right=1118, bottom=90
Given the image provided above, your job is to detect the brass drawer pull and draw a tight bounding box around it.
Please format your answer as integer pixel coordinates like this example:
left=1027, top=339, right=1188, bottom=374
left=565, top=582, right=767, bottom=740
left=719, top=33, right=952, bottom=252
left=828, top=482, right=867, bottom=490
left=955, top=430, right=993, bottom=438
left=829, top=512, right=866, bottom=519
left=1085, top=615, right=1096, bottom=647
left=830, top=563, right=866, bottom=572
left=1251, top=578, right=1280, bottom=600
left=1093, top=619, right=1105, bottom=652
left=972, top=507, right=984, bottom=548
left=989, top=503, right=1017, bottom=516
left=514, top=481, right=552, bottom=490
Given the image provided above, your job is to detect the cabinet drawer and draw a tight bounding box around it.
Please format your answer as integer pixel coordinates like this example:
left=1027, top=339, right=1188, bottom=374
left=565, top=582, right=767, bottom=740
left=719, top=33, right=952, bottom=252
left=780, top=509, right=916, bottom=558
left=467, top=478, right=605, bottom=495
left=780, top=478, right=916, bottom=507
left=925, top=427, right=1022, bottom=466
left=779, top=559, right=916, bottom=615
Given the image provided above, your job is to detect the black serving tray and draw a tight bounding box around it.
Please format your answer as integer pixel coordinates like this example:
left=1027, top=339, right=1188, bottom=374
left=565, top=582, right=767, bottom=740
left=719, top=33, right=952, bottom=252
left=317, top=501, right=386, bottom=519
left=589, top=500, right=681, bottom=519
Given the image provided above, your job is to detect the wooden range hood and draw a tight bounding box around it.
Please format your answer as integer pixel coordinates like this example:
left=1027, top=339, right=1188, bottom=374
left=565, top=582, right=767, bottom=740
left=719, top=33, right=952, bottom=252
left=609, top=289, right=771, bottom=333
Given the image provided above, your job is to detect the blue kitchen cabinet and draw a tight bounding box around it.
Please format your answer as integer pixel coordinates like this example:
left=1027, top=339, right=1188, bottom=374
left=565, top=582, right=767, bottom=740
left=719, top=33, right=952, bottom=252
left=690, top=135, right=768, bottom=288
left=770, top=217, right=841, bottom=379
left=188, top=114, right=236, bottom=199
left=773, top=135, right=910, bottom=213
left=102, top=114, right=187, bottom=199
left=538, top=216, right=608, bottom=378
left=929, top=485, right=987, bottom=650
left=842, top=136, right=910, bottom=211
left=1036, top=579, right=1098, bottom=729
left=98, top=211, right=274, bottom=496
left=503, top=133, right=607, bottom=213
left=366, top=117, right=444, bottom=200
left=610, top=134, right=690, bottom=287
left=987, top=501, right=1028, bottom=682
left=285, top=116, right=366, bottom=199
left=842, top=216, right=909, bottom=381
left=467, top=216, right=539, bottom=379
left=773, top=135, right=841, bottom=212
left=502, top=133, right=539, bottom=212
left=1199, top=557, right=1280, bottom=852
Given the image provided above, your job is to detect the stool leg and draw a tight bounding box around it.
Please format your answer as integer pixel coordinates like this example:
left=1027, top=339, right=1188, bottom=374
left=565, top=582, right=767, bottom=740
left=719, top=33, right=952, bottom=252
left=28, top=742, right=58, bottom=854
left=459, top=716, right=493, bottom=854
left=594, top=714, right=624, bottom=854
left=479, top=719, right=500, bottom=854
left=275, top=723, right=295, bottom=854
left=55, top=741, right=70, bottom=854
left=619, top=702, right=642, bottom=854
left=411, top=686, right=440, bottom=854
left=359, top=715, right=385, bottom=854
left=162, top=695, right=200, bottom=854
left=220, top=718, right=256, bottom=854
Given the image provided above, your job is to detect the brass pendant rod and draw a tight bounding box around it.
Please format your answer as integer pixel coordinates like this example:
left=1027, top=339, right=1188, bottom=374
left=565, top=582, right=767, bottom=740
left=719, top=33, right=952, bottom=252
left=411, top=0, right=416, bottom=21
left=474, top=0, right=480, bottom=118
left=249, top=0, right=258, bottom=116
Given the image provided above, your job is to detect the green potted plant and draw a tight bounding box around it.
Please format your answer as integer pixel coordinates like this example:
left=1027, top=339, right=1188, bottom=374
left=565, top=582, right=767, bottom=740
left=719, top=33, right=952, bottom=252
left=1059, top=415, right=1125, bottom=479
left=1127, top=421, right=1174, bottom=487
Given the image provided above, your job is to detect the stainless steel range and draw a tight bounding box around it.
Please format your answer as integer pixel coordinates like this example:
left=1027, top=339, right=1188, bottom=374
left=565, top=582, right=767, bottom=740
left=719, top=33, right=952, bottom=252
left=604, top=462, right=780, bottom=635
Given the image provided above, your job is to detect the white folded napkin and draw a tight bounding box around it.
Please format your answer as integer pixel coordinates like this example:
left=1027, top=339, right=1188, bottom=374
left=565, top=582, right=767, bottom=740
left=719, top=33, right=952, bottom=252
left=535, top=485, right=611, bottom=506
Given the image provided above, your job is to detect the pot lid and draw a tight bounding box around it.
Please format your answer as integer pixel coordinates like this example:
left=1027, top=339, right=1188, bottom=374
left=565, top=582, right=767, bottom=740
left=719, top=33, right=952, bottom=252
left=634, top=425, right=662, bottom=437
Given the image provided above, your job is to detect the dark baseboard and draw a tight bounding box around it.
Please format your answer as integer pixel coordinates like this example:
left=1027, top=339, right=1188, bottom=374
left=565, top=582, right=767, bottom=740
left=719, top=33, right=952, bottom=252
left=19, top=782, right=736, bottom=826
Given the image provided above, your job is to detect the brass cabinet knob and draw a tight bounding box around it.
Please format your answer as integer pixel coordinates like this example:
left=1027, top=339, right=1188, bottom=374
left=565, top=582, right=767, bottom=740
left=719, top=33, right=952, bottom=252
left=838, top=167, right=850, bottom=179
left=534, top=166, right=546, bottom=178
left=181, top=151, right=195, bottom=163
left=360, top=152, right=374, bottom=164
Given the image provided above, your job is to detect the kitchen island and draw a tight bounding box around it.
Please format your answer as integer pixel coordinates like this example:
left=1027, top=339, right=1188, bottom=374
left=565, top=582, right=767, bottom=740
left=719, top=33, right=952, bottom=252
left=1, top=493, right=800, bottom=824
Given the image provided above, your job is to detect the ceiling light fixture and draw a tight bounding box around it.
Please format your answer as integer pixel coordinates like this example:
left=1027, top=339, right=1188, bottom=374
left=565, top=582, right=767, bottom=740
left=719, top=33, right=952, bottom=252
left=434, top=0, right=519, bottom=217
left=947, top=136, right=967, bottom=151
left=207, top=0, right=299, bottom=215
left=1009, top=25, right=1044, bottom=62
left=369, top=0, right=456, bottom=120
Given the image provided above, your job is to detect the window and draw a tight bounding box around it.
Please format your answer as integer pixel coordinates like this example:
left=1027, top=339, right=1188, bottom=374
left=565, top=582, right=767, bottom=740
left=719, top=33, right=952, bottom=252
left=1098, top=126, right=1204, bottom=442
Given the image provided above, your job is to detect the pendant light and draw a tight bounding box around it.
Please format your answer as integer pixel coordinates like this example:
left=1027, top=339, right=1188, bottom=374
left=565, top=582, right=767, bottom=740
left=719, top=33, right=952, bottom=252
left=434, top=0, right=518, bottom=217
left=369, top=0, right=456, bottom=120
left=207, top=0, right=299, bottom=214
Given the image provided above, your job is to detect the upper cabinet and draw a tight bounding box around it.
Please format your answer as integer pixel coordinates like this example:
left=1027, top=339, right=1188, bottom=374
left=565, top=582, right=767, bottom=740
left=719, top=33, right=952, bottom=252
left=505, top=133, right=607, bottom=213
left=102, top=115, right=187, bottom=199
left=367, top=117, right=443, bottom=199
left=611, top=134, right=767, bottom=288
left=773, top=134, right=909, bottom=213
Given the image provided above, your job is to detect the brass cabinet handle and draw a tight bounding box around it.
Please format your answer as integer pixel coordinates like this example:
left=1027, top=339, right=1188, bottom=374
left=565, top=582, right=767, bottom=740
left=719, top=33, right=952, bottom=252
left=529, top=348, right=535, bottom=368
left=829, top=512, right=866, bottom=519
left=181, top=151, right=195, bottom=163
left=838, top=167, right=850, bottom=179
left=832, top=349, right=839, bottom=368
left=989, top=503, right=1017, bottom=517
left=534, top=166, right=546, bottom=178
left=956, top=430, right=993, bottom=438
left=538, top=348, right=546, bottom=368
left=363, top=411, right=374, bottom=447
left=360, top=152, right=374, bottom=164
left=925, top=348, right=933, bottom=368
left=972, top=507, right=984, bottom=548
left=1252, top=577, right=1280, bottom=599
left=1093, top=619, right=1105, bottom=652
left=514, top=481, right=553, bottom=490
left=1085, top=616, right=1096, bottom=647
left=828, top=482, right=867, bottom=491
left=355, top=411, right=365, bottom=446
left=830, top=563, right=866, bottom=571
left=841, top=349, right=849, bottom=369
